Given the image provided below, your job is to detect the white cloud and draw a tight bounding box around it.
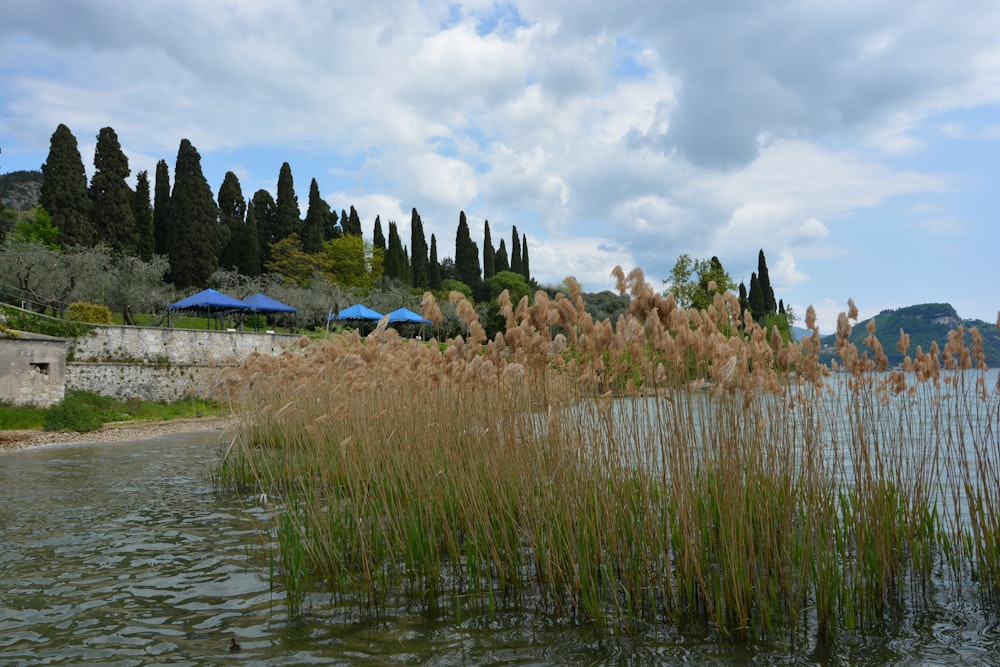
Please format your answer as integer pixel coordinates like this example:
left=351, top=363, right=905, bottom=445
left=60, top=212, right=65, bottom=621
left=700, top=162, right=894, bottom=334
left=529, top=236, right=636, bottom=292
left=2, top=0, right=998, bottom=324
left=919, top=215, right=964, bottom=235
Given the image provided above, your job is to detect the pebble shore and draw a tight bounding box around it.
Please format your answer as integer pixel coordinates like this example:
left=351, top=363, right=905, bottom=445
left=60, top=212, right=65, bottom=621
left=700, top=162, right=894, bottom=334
left=0, top=416, right=237, bottom=453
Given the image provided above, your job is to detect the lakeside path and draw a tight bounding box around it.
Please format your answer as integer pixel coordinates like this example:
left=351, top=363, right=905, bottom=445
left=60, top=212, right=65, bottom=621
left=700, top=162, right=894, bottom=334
left=0, top=416, right=237, bottom=453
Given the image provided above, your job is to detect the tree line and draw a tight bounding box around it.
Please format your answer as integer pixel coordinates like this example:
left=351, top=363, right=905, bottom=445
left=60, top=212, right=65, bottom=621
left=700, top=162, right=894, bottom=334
left=665, top=249, right=795, bottom=340
left=23, top=123, right=534, bottom=300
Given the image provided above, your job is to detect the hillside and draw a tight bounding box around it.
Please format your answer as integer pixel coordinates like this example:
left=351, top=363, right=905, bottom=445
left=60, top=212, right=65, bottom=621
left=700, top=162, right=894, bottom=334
left=819, top=303, right=1000, bottom=368
left=0, top=170, right=43, bottom=212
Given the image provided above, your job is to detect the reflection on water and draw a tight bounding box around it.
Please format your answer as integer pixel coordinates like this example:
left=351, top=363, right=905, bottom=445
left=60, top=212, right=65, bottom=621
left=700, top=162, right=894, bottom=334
left=1, top=430, right=999, bottom=665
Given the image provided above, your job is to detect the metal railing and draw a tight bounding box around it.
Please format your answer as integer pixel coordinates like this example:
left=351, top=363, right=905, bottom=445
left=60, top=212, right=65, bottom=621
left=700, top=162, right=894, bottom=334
left=0, top=284, right=70, bottom=319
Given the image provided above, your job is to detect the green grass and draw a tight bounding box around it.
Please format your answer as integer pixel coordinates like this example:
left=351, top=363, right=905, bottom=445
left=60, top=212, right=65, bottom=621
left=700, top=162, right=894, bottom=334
left=0, top=401, right=48, bottom=430
left=0, top=390, right=228, bottom=433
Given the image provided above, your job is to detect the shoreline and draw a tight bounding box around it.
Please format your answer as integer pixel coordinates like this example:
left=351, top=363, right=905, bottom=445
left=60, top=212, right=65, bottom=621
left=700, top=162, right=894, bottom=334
left=0, top=416, right=237, bottom=453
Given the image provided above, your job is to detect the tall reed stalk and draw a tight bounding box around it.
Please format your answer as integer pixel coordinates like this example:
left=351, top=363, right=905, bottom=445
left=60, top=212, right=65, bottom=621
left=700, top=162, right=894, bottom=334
left=213, top=271, right=999, bottom=642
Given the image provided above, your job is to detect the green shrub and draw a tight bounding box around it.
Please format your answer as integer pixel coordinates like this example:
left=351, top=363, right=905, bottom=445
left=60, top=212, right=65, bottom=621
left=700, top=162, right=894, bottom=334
left=66, top=301, right=112, bottom=324
left=43, top=393, right=103, bottom=432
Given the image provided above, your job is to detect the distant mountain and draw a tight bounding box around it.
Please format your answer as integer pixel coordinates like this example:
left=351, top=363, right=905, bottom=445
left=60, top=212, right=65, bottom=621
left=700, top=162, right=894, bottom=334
left=0, top=170, right=43, bottom=212
left=818, top=303, right=1000, bottom=368
left=792, top=326, right=812, bottom=342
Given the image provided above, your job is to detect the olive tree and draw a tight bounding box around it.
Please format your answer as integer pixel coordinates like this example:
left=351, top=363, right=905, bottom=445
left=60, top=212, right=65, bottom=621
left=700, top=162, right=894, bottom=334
left=0, top=239, right=106, bottom=314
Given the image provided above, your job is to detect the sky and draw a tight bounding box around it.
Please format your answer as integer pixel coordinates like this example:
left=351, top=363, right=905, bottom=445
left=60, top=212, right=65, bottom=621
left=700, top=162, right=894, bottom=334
left=1, top=0, right=998, bottom=333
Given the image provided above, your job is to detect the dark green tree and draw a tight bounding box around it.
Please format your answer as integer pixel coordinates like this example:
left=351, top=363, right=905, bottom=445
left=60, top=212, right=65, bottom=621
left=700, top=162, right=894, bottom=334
left=521, top=233, right=530, bottom=282
left=274, top=162, right=300, bottom=242
left=39, top=123, right=92, bottom=247
left=242, top=202, right=262, bottom=276
left=217, top=172, right=255, bottom=272
left=153, top=159, right=171, bottom=256
left=738, top=281, right=749, bottom=320
left=323, top=202, right=340, bottom=240
left=251, top=189, right=277, bottom=269
left=132, top=170, right=154, bottom=259
left=495, top=238, right=509, bottom=273
left=346, top=205, right=363, bottom=236
left=410, top=208, right=429, bottom=288
left=429, top=233, right=442, bottom=289
left=454, top=211, right=480, bottom=286
left=691, top=256, right=732, bottom=310
left=482, top=220, right=496, bottom=280
left=384, top=221, right=410, bottom=283
left=757, top=249, right=777, bottom=316
left=748, top=271, right=765, bottom=322
left=166, top=139, right=220, bottom=288
left=301, top=178, right=326, bottom=254
left=510, top=226, right=522, bottom=276
left=372, top=215, right=386, bottom=251
left=439, top=256, right=456, bottom=281
left=89, top=126, right=137, bottom=254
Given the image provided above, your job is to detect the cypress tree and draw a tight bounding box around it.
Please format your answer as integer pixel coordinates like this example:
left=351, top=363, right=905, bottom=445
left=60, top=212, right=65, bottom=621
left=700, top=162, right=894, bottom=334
left=346, top=205, right=363, bottom=236
left=384, top=221, right=409, bottom=283
left=372, top=215, right=386, bottom=251
left=495, top=239, right=509, bottom=273
left=217, top=171, right=251, bottom=270
left=748, top=271, right=765, bottom=322
left=483, top=220, right=496, bottom=280
left=89, top=126, right=137, bottom=254
left=251, top=189, right=277, bottom=270
left=521, top=233, right=530, bottom=281
left=274, top=162, right=300, bottom=242
left=510, top=226, right=522, bottom=276
left=323, top=206, right=340, bottom=240
left=166, top=139, right=219, bottom=287
left=153, top=159, right=171, bottom=256
left=410, top=208, right=429, bottom=288
left=454, top=211, right=481, bottom=286
left=243, top=201, right=262, bottom=276
left=757, top=249, right=777, bottom=316
left=429, top=233, right=442, bottom=289
left=301, top=178, right=326, bottom=254
left=40, top=123, right=93, bottom=247
left=738, top=281, right=749, bottom=320
left=133, top=170, right=154, bottom=259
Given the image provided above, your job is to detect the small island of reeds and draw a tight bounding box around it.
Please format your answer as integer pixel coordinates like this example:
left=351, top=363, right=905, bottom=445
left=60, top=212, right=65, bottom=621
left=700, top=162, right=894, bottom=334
left=212, top=267, right=999, bottom=644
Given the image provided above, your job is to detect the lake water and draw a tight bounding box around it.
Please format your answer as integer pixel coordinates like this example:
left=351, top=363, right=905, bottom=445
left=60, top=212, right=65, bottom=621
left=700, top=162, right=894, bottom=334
left=2, top=429, right=1000, bottom=664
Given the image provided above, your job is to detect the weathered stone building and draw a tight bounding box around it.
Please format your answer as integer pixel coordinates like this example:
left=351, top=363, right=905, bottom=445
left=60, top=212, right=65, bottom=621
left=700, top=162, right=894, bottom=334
left=0, top=331, right=70, bottom=407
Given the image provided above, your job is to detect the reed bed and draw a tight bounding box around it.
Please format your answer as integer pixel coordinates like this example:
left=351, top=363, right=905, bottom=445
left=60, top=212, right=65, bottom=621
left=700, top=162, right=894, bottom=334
left=213, top=269, right=999, bottom=641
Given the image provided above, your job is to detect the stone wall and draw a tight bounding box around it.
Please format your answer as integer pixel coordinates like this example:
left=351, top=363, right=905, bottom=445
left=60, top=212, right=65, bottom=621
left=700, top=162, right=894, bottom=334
left=70, top=325, right=296, bottom=365
left=65, top=363, right=222, bottom=402
left=66, top=325, right=299, bottom=401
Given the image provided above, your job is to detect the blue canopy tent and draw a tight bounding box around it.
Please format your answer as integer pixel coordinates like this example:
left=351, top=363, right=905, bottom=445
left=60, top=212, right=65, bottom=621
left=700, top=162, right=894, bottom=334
left=387, top=307, right=430, bottom=324
left=166, top=288, right=250, bottom=330
left=327, top=304, right=384, bottom=335
left=328, top=304, right=384, bottom=321
left=243, top=293, right=297, bottom=332
left=387, top=307, right=431, bottom=338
